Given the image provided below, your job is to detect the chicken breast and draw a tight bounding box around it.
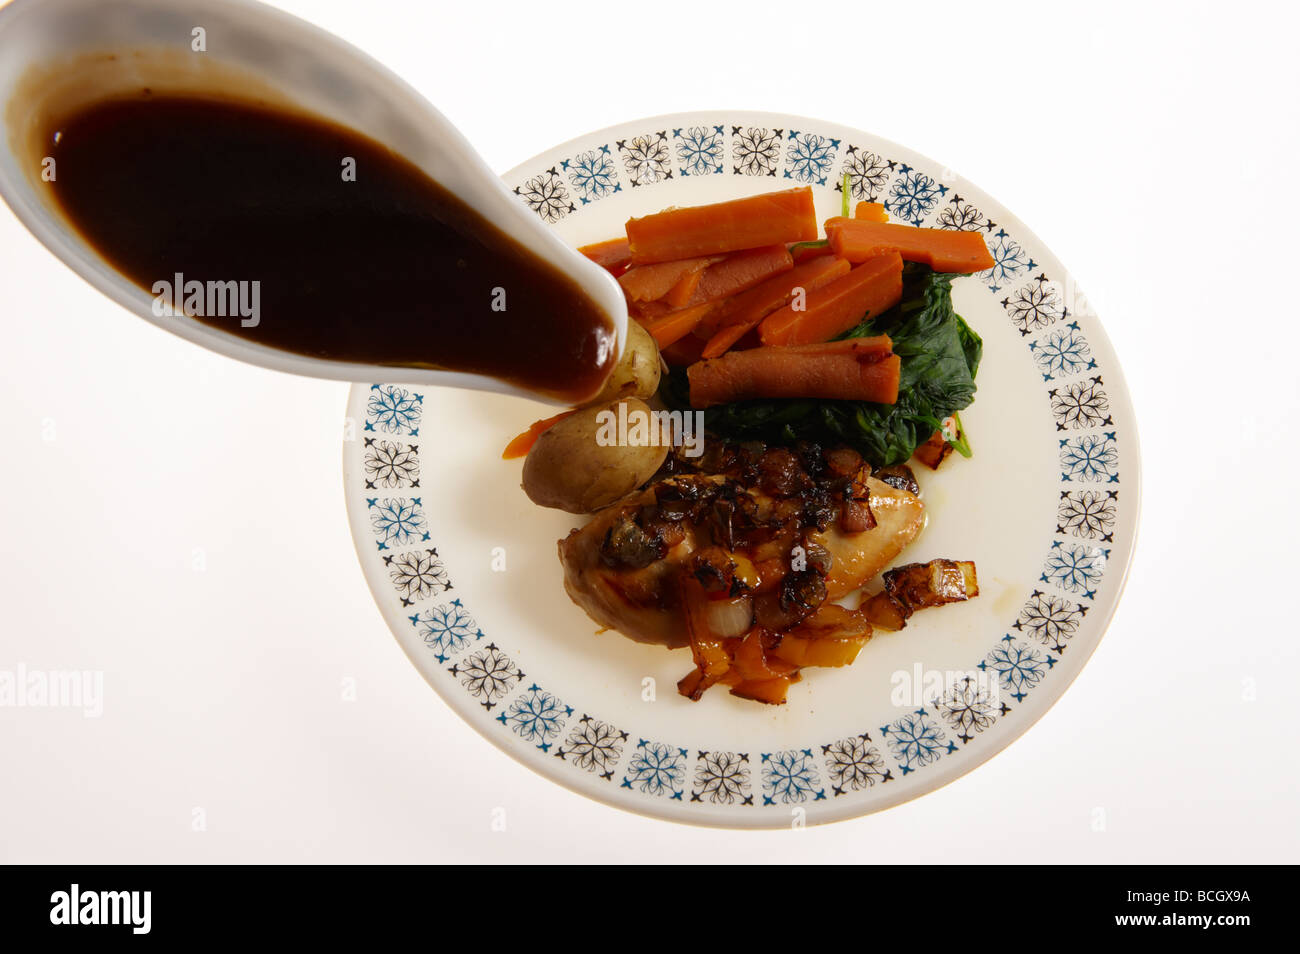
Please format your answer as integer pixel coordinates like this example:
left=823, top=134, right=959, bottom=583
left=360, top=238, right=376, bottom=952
left=559, top=448, right=925, bottom=649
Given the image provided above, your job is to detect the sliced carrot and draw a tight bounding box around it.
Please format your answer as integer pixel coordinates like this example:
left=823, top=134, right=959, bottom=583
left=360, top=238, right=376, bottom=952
left=578, top=237, right=632, bottom=277
left=824, top=217, right=994, bottom=273
left=502, top=409, right=576, bottom=460
left=700, top=256, right=851, bottom=359
left=854, top=201, right=888, bottom=222
left=626, top=187, right=817, bottom=263
left=663, top=265, right=708, bottom=308
left=759, top=252, right=903, bottom=347
left=776, top=336, right=894, bottom=356
left=633, top=247, right=791, bottom=318
left=638, top=301, right=718, bottom=349
left=680, top=245, right=794, bottom=309
left=628, top=298, right=671, bottom=321
left=687, top=337, right=899, bottom=407
left=701, top=323, right=760, bottom=362
left=617, top=255, right=719, bottom=302
left=659, top=332, right=708, bottom=367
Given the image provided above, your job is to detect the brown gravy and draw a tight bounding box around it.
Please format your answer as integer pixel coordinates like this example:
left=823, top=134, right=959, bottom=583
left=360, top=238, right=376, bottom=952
left=41, top=92, right=615, bottom=402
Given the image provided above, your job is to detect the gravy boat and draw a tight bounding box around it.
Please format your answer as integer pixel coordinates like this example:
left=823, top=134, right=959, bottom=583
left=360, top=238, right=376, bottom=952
left=0, top=0, right=629, bottom=404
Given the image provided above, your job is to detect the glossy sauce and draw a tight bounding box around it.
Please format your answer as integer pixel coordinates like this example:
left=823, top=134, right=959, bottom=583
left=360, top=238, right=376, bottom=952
left=42, top=93, right=615, bottom=402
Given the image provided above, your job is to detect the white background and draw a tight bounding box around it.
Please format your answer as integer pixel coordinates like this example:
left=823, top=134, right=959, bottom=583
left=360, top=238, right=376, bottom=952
left=1, top=0, right=1296, bottom=863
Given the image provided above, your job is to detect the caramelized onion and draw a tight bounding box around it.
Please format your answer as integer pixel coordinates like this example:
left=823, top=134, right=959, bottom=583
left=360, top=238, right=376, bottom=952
left=703, top=595, right=754, bottom=639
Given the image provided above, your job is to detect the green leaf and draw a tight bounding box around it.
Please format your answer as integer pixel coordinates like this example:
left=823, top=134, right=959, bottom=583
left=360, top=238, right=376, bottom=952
left=788, top=240, right=829, bottom=256
left=946, top=411, right=973, bottom=458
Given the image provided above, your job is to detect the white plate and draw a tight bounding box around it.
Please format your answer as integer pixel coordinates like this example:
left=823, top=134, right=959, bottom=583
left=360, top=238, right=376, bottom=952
left=342, top=111, right=1140, bottom=828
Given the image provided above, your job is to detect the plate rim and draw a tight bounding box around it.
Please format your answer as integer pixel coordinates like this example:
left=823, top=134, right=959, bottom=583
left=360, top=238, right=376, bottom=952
left=343, top=108, right=1143, bottom=829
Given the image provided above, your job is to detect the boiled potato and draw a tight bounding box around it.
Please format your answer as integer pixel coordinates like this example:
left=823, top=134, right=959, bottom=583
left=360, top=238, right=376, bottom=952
left=522, top=397, right=668, bottom=514
left=584, top=319, right=660, bottom=406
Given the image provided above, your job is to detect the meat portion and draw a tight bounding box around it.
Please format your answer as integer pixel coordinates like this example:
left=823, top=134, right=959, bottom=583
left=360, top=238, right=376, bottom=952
left=559, top=483, right=703, bottom=649
left=558, top=445, right=925, bottom=650
left=815, top=479, right=926, bottom=598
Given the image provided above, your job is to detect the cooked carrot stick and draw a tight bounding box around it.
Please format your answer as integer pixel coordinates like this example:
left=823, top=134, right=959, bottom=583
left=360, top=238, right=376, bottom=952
left=502, top=410, right=576, bottom=460
left=578, top=237, right=632, bottom=276
left=659, top=332, right=708, bottom=367
left=680, top=245, right=794, bottom=308
left=824, top=217, right=994, bottom=273
left=663, top=266, right=707, bottom=308
left=700, top=256, right=851, bottom=359
left=687, top=337, right=899, bottom=407
left=625, top=187, right=817, bottom=263
left=701, top=323, right=759, bottom=360
left=707, top=255, right=850, bottom=331
left=628, top=298, right=671, bottom=321
left=618, top=255, right=719, bottom=302
left=639, top=301, right=718, bottom=349
left=776, top=336, right=894, bottom=356
left=854, top=202, right=888, bottom=222
left=759, top=252, right=903, bottom=347
left=633, top=246, right=792, bottom=317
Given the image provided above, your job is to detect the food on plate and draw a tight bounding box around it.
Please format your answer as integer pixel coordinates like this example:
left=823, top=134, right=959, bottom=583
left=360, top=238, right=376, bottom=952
left=757, top=251, right=903, bottom=347
left=677, top=264, right=981, bottom=466
left=698, top=254, right=850, bottom=357
left=861, top=559, right=980, bottom=631
left=912, top=417, right=965, bottom=470
left=558, top=443, right=925, bottom=648
left=583, top=319, right=662, bottom=407
left=854, top=201, right=890, bottom=223
left=686, top=337, right=901, bottom=406
left=578, top=236, right=633, bottom=276
left=824, top=216, right=995, bottom=273
left=509, top=181, right=987, bottom=702
left=504, top=319, right=660, bottom=461
left=521, top=397, right=670, bottom=514
left=625, top=187, right=817, bottom=262
left=618, top=255, right=724, bottom=303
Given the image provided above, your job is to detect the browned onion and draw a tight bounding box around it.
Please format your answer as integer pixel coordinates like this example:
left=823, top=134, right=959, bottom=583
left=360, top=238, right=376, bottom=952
left=703, top=595, right=754, bottom=639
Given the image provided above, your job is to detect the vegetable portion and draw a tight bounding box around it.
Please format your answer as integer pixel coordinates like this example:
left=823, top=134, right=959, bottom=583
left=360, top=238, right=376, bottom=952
left=577, top=236, right=632, bottom=276
left=502, top=409, right=575, bottom=460
left=625, top=187, right=817, bottom=263
left=677, top=244, right=794, bottom=307
left=639, top=300, right=719, bottom=348
left=666, top=264, right=981, bottom=466
left=618, top=255, right=721, bottom=302
left=687, top=336, right=899, bottom=407
left=758, top=252, right=903, bottom=347
left=824, top=216, right=994, bottom=273
left=700, top=254, right=851, bottom=358
left=861, top=559, right=979, bottom=631
left=854, top=201, right=889, bottom=222
left=521, top=397, right=669, bottom=513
